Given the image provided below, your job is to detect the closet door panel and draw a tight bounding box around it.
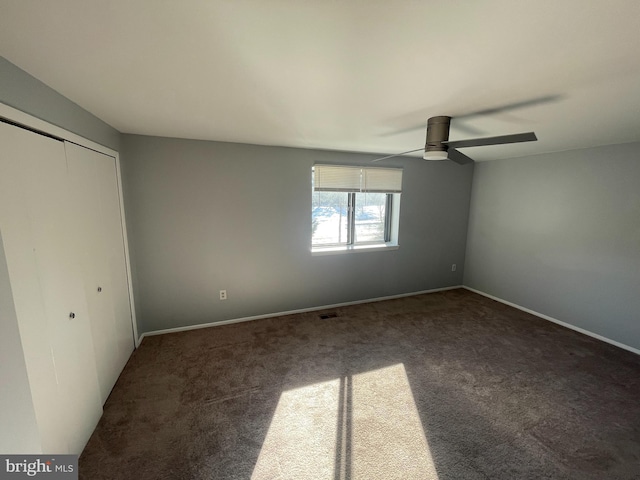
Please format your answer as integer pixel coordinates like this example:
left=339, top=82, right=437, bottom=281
left=95, top=150, right=134, bottom=371
left=0, top=122, right=66, bottom=453
left=65, top=143, right=134, bottom=403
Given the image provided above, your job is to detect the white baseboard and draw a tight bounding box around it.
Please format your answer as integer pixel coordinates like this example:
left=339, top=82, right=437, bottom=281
left=136, top=285, right=463, bottom=346
left=464, top=286, right=640, bottom=356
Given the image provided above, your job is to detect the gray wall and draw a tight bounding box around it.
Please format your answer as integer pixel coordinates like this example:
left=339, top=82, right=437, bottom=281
left=464, top=143, right=640, bottom=351
left=0, top=232, right=41, bottom=453
left=120, top=135, right=473, bottom=334
left=0, top=56, right=120, bottom=150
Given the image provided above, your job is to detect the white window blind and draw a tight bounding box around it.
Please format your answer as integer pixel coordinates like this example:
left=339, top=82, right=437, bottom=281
left=313, top=165, right=361, bottom=191
left=362, top=167, right=403, bottom=193
left=314, top=165, right=402, bottom=193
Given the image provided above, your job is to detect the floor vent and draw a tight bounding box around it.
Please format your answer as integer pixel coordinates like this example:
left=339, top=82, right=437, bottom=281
left=319, top=312, right=338, bottom=319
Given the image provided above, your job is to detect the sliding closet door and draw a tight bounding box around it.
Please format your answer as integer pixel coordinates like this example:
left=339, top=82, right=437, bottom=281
left=66, top=142, right=134, bottom=404
left=0, top=121, right=102, bottom=453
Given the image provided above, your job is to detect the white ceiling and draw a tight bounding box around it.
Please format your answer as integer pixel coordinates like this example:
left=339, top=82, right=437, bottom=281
left=2, top=0, right=640, bottom=161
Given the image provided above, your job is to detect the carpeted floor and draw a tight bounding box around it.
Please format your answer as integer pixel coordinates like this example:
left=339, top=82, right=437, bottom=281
left=79, top=289, right=640, bottom=479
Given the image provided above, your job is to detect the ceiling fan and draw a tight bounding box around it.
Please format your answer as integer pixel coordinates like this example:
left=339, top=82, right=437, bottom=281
left=372, top=116, right=537, bottom=165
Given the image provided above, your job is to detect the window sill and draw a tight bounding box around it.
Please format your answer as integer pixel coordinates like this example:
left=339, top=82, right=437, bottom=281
left=311, top=243, right=399, bottom=256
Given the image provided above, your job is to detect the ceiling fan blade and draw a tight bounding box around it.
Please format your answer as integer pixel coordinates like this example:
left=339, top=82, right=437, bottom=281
left=444, top=132, right=537, bottom=149
left=378, top=125, right=424, bottom=137
left=378, top=95, right=560, bottom=138
left=371, top=147, right=424, bottom=163
left=454, top=95, right=562, bottom=120
left=447, top=149, right=474, bottom=165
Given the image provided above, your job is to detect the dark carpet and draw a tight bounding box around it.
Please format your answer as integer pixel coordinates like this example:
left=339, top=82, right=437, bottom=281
left=79, top=289, right=640, bottom=479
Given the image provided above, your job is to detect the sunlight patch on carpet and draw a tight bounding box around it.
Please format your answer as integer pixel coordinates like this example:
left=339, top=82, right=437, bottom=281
left=251, top=379, right=340, bottom=479
left=251, top=364, right=438, bottom=480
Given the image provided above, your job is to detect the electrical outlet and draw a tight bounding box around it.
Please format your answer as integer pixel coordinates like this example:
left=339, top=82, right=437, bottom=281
left=451, top=264, right=457, bottom=272
left=220, top=290, right=227, bottom=300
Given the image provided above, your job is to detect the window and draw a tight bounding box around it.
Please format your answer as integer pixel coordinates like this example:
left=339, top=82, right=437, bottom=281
left=312, top=165, right=402, bottom=252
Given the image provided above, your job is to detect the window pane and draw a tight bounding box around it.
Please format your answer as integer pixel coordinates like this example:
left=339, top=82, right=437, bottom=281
left=354, top=192, right=386, bottom=244
left=312, top=191, right=349, bottom=245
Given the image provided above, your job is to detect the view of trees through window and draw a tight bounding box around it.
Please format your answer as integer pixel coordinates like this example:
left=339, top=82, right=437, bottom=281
left=312, top=190, right=388, bottom=246
left=312, top=191, right=349, bottom=245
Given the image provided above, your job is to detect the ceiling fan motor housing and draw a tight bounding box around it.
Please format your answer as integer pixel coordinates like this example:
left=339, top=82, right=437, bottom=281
left=424, top=116, right=451, bottom=160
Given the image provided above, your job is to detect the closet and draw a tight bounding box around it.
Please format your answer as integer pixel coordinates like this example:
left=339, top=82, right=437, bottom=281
left=0, top=118, right=135, bottom=454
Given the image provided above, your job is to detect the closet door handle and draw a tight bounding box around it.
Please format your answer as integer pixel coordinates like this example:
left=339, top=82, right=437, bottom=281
left=69, top=312, right=76, bottom=319
left=97, top=286, right=102, bottom=293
